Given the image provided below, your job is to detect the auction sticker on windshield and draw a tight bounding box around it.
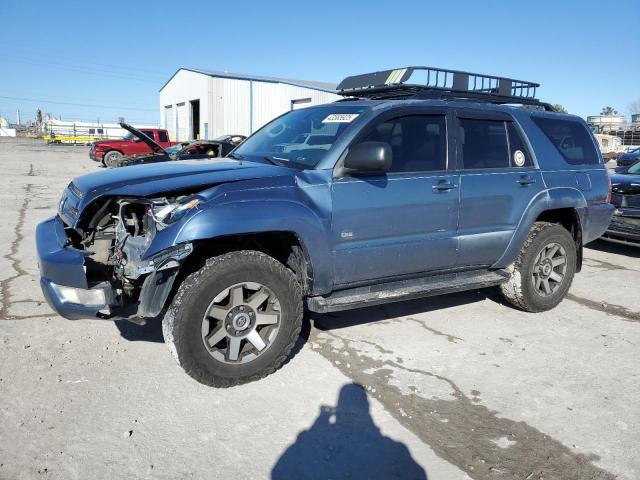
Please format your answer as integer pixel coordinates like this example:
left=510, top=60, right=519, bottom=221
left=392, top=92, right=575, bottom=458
left=322, top=113, right=359, bottom=123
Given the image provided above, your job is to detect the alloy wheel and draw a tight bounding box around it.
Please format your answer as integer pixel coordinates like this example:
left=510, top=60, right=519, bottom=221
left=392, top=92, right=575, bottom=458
left=201, top=282, right=281, bottom=364
left=531, top=242, right=567, bottom=297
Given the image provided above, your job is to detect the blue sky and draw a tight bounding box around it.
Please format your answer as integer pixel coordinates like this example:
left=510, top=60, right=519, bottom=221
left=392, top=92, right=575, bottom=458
left=1, top=0, right=638, bottom=124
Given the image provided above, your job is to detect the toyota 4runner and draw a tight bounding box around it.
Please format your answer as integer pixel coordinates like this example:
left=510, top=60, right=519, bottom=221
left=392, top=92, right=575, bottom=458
left=37, top=66, right=614, bottom=387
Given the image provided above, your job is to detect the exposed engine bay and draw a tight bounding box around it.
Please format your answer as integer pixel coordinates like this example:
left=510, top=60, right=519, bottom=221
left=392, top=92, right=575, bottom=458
left=66, top=194, right=199, bottom=319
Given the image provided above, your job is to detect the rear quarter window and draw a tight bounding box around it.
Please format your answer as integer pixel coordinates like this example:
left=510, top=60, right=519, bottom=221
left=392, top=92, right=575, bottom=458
left=532, top=117, right=599, bottom=165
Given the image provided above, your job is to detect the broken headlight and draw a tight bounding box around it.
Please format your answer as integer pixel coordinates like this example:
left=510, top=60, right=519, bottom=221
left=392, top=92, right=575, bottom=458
left=151, top=196, right=202, bottom=227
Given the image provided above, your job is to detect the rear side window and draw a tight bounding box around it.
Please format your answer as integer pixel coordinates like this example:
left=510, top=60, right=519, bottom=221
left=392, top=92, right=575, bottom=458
left=459, top=119, right=509, bottom=169
left=506, top=122, right=533, bottom=167
left=158, top=131, right=169, bottom=142
left=360, top=114, right=447, bottom=173
left=532, top=117, right=599, bottom=165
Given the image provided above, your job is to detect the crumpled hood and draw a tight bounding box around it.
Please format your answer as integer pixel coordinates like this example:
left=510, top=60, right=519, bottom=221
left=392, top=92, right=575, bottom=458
left=67, top=158, right=294, bottom=217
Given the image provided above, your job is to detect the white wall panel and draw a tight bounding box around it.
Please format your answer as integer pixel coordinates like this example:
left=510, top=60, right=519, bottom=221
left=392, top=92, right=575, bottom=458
left=160, top=69, right=340, bottom=139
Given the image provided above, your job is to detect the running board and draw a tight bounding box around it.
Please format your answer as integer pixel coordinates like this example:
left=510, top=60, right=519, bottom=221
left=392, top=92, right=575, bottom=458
left=307, top=269, right=511, bottom=313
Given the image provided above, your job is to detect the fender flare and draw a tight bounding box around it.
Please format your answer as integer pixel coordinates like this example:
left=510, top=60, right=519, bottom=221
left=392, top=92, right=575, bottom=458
left=146, top=199, right=333, bottom=295
left=492, top=187, right=587, bottom=268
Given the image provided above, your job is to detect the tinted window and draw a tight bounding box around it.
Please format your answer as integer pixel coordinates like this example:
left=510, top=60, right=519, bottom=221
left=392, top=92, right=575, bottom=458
left=360, top=115, right=446, bottom=173
left=158, top=131, right=169, bottom=142
left=532, top=117, right=599, bottom=165
left=507, top=122, right=533, bottom=167
left=459, top=119, right=509, bottom=169
left=141, top=130, right=155, bottom=140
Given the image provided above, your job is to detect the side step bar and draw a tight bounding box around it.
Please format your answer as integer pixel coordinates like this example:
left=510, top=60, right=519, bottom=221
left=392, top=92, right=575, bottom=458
left=307, top=269, right=511, bottom=313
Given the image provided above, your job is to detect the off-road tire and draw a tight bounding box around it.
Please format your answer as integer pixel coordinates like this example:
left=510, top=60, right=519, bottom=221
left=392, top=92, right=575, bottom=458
left=103, top=150, right=123, bottom=168
left=500, top=222, right=576, bottom=312
left=162, top=250, right=303, bottom=387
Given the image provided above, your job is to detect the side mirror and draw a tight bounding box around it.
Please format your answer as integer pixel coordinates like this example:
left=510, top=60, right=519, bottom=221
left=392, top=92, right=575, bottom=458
left=343, top=141, right=392, bottom=173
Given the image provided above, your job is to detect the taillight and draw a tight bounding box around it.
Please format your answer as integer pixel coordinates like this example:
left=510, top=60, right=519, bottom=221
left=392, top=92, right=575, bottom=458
left=606, top=174, right=612, bottom=204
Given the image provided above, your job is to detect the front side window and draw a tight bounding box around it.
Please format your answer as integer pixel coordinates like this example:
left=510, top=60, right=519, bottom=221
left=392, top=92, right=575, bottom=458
left=158, top=131, right=169, bottom=142
left=532, top=117, right=599, bottom=165
left=358, top=115, right=447, bottom=173
left=233, top=105, right=369, bottom=169
left=459, top=118, right=509, bottom=169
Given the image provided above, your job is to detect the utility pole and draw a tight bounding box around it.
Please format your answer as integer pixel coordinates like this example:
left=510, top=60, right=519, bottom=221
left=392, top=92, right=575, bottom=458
left=16, top=109, right=21, bottom=125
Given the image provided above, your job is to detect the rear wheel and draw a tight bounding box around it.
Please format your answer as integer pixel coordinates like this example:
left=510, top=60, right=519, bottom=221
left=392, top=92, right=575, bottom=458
left=103, top=150, right=122, bottom=168
left=500, top=222, right=576, bottom=312
left=162, top=250, right=303, bottom=387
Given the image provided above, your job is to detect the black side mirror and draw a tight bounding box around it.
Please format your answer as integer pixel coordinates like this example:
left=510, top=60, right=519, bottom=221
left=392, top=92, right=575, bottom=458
left=343, top=141, right=392, bottom=173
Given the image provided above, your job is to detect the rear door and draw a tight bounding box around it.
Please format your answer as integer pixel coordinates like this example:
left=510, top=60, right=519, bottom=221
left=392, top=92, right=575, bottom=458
left=455, top=111, right=544, bottom=267
left=331, top=108, right=460, bottom=285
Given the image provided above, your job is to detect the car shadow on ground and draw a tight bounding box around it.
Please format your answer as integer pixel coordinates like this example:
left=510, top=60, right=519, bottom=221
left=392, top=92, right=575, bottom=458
left=586, top=239, right=640, bottom=258
left=114, top=317, right=164, bottom=343
left=271, top=383, right=428, bottom=480
left=112, top=288, right=499, bottom=348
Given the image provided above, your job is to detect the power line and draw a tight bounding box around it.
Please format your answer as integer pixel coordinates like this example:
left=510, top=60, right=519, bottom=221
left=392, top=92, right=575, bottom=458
left=0, top=95, right=157, bottom=111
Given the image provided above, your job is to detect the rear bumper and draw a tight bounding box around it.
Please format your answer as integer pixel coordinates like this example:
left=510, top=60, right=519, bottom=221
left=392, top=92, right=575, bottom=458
left=36, top=216, right=112, bottom=320
left=584, top=203, right=615, bottom=244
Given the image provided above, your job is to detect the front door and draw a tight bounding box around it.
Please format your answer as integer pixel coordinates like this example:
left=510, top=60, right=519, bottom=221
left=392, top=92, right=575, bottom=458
left=331, top=112, right=460, bottom=286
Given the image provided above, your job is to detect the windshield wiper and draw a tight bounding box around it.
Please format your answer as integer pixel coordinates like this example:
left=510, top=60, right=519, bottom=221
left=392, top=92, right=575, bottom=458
left=262, top=156, right=283, bottom=166
left=227, top=152, right=244, bottom=160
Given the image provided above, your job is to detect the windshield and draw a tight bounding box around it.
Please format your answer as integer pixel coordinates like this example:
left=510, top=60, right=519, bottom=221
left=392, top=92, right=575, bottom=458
left=165, top=144, right=185, bottom=155
left=233, top=105, right=369, bottom=168
left=628, top=162, right=640, bottom=175
left=122, top=132, right=134, bottom=141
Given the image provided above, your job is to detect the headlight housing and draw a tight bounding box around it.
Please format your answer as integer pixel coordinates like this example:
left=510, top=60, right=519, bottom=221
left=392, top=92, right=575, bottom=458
left=151, top=196, right=202, bottom=227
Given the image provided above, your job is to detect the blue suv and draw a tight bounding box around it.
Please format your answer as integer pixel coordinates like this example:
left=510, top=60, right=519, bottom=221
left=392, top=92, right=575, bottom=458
left=36, top=67, right=614, bottom=386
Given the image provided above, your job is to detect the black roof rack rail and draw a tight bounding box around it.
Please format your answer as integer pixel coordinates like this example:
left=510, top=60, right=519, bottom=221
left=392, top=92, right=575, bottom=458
left=337, top=66, right=555, bottom=111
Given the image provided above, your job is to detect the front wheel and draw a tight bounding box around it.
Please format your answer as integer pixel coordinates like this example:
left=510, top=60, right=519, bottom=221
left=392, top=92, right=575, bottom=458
left=500, top=222, right=576, bottom=312
left=162, top=250, right=303, bottom=387
left=103, top=150, right=123, bottom=168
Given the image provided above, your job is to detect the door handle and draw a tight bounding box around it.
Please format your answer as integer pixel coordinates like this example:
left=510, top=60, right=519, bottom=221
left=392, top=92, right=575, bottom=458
left=432, top=179, right=456, bottom=192
left=517, top=174, right=536, bottom=186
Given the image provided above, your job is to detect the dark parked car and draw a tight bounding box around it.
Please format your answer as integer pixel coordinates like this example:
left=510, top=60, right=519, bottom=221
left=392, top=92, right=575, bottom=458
left=615, top=147, right=640, bottom=172
left=36, top=66, right=613, bottom=387
left=603, top=161, right=640, bottom=246
left=111, top=124, right=246, bottom=168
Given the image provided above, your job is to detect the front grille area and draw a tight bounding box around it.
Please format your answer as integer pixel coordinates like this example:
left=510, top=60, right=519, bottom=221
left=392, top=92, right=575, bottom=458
left=611, top=215, right=640, bottom=229
left=610, top=192, right=640, bottom=208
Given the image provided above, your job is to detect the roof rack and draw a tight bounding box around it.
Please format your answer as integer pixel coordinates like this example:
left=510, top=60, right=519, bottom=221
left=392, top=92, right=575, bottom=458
left=336, top=66, right=555, bottom=111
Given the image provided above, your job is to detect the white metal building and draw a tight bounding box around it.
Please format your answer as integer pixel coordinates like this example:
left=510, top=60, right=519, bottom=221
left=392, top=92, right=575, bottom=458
left=159, top=68, right=339, bottom=141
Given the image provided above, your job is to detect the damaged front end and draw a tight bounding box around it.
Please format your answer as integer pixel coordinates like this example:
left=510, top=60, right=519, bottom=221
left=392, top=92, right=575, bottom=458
left=39, top=191, right=201, bottom=322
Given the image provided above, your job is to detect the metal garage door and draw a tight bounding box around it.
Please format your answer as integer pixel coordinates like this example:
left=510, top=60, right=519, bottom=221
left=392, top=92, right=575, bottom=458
left=164, top=105, right=174, bottom=140
left=176, top=103, right=187, bottom=141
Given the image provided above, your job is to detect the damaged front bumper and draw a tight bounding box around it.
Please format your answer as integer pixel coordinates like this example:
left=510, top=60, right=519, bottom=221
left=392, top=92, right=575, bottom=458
left=36, top=215, right=191, bottom=320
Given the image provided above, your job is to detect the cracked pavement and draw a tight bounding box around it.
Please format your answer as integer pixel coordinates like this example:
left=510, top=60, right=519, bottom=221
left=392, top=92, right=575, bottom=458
left=0, top=138, right=639, bottom=479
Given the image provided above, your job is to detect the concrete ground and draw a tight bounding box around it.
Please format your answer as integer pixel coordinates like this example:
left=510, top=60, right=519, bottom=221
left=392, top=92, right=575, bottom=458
left=0, top=137, right=638, bottom=480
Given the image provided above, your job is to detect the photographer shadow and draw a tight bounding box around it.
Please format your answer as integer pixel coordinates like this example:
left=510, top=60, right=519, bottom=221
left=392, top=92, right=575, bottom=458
left=272, top=383, right=427, bottom=480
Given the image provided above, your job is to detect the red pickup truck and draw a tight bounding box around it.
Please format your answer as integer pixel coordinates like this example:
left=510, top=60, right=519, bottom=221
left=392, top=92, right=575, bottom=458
left=90, top=124, right=177, bottom=167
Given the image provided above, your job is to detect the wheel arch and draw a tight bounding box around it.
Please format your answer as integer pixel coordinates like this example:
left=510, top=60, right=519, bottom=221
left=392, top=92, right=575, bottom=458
left=147, top=199, right=333, bottom=296
left=493, top=187, right=587, bottom=271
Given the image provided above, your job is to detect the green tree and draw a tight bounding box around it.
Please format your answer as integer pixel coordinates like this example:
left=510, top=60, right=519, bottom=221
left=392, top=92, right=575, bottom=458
left=600, top=106, right=619, bottom=116
left=552, top=104, right=568, bottom=113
